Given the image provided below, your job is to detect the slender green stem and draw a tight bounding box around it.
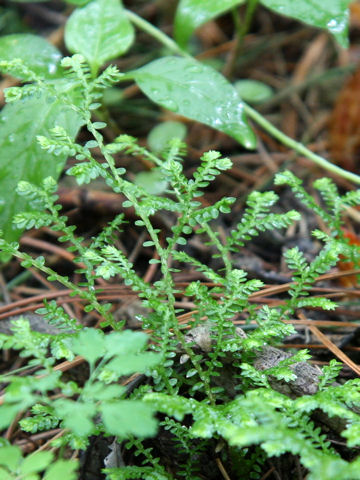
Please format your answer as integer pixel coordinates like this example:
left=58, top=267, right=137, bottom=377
left=126, top=7, right=360, bottom=185
left=244, top=104, right=360, bottom=184
left=243, top=0, right=259, bottom=33
left=232, top=0, right=259, bottom=53
left=7, top=249, right=112, bottom=325
left=125, top=9, right=192, bottom=59
left=202, top=223, right=232, bottom=277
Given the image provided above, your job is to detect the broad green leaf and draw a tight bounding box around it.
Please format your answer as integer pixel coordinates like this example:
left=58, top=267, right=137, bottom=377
left=0, top=468, right=11, bottom=480
left=104, top=352, right=160, bottom=376
left=66, top=0, right=90, bottom=4
left=100, top=400, right=158, bottom=437
left=0, top=81, right=83, bottom=249
left=0, top=34, right=62, bottom=80
left=0, top=404, right=21, bottom=429
left=260, top=0, right=351, bottom=48
left=20, top=451, right=53, bottom=475
left=174, top=0, right=246, bottom=48
left=131, top=57, right=256, bottom=149
left=65, top=0, right=134, bottom=74
left=70, top=328, right=105, bottom=366
left=234, top=79, right=273, bottom=104
left=83, top=382, right=125, bottom=401
left=147, top=121, right=187, bottom=153
left=0, top=445, right=22, bottom=470
left=104, top=330, right=148, bottom=356
left=53, top=399, right=96, bottom=436
left=44, top=460, right=78, bottom=480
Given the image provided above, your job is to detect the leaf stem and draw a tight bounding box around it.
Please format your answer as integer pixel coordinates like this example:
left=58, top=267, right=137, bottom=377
left=125, top=9, right=192, bottom=59
left=224, top=0, right=259, bottom=77
left=244, top=104, right=360, bottom=184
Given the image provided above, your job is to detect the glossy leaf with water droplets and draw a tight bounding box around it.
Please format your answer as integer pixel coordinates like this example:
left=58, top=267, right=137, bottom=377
left=174, top=0, right=350, bottom=49
left=65, top=0, right=134, bottom=74
left=174, top=0, right=246, bottom=48
left=0, top=83, right=83, bottom=249
left=0, top=34, right=62, bottom=80
left=131, top=57, right=256, bottom=149
left=260, top=0, right=351, bottom=48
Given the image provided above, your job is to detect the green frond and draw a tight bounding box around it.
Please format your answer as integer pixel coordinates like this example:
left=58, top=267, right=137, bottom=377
left=92, top=64, right=124, bottom=90
left=4, top=83, right=43, bottom=102
left=275, top=170, right=333, bottom=224
left=0, top=58, right=40, bottom=82
left=173, top=251, right=225, bottom=284
left=227, top=192, right=299, bottom=250
left=318, top=360, right=343, bottom=391
left=13, top=211, right=53, bottom=230
left=341, top=189, right=360, bottom=207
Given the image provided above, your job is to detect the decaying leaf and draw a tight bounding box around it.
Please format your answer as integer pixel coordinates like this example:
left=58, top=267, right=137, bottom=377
left=329, top=67, right=360, bottom=172
left=338, top=228, right=360, bottom=287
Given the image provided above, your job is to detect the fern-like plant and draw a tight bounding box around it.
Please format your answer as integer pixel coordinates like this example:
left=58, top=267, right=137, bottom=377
left=0, top=54, right=359, bottom=480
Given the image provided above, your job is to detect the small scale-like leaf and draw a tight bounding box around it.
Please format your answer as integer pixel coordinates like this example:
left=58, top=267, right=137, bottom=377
left=260, top=0, right=351, bottom=48
left=174, top=0, right=246, bottom=48
left=131, top=57, right=256, bottom=149
left=65, top=0, right=134, bottom=74
left=0, top=34, right=62, bottom=80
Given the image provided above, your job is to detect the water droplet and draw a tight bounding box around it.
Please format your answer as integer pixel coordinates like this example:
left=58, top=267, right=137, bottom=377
left=161, top=99, right=178, bottom=112
left=215, top=105, right=224, bottom=117
left=185, top=64, right=202, bottom=74
left=8, top=134, right=15, bottom=143
left=48, top=63, right=57, bottom=75
left=327, top=18, right=345, bottom=33
left=46, top=95, right=56, bottom=104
